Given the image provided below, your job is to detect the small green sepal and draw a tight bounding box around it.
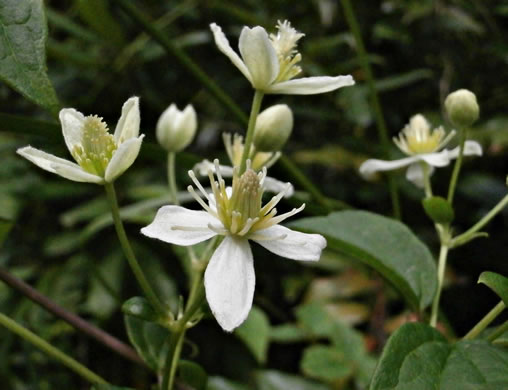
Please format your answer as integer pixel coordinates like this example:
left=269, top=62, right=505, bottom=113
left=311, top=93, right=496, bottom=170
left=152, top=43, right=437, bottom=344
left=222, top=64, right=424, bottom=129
left=422, top=196, right=455, bottom=224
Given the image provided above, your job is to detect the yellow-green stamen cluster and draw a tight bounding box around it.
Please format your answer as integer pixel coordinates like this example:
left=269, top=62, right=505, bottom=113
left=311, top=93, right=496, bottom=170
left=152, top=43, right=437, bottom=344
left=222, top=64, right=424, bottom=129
left=269, top=20, right=305, bottom=83
left=223, top=133, right=280, bottom=172
left=393, top=114, right=455, bottom=155
left=186, top=159, right=303, bottom=238
left=72, top=116, right=117, bottom=177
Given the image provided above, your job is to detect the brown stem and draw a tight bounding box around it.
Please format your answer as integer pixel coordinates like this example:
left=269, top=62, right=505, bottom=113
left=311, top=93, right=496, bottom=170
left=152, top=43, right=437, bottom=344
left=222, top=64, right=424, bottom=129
left=0, top=267, right=144, bottom=366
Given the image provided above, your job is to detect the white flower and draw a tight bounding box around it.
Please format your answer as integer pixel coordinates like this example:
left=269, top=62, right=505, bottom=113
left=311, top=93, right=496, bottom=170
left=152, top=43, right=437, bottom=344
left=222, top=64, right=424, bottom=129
left=210, top=20, right=355, bottom=94
left=141, top=160, right=326, bottom=331
left=156, top=103, right=197, bottom=152
left=194, top=133, right=294, bottom=196
left=17, top=97, right=144, bottom=184
left=359, top=114, right=482, bottom=187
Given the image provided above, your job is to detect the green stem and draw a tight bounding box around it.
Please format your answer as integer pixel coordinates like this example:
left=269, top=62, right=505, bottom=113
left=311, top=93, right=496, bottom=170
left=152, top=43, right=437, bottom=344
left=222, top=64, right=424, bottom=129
left=104, top=182, right=166, bottom=315
left=167, top=152, right=179, bottom=205
left=430, top=244, right=449, bottom=327
left=0, top=312, right=108, bottom=385
left=464, top=301, right=506, bottom=340
left=239, top=90, right=264, bottom=174
left=422, top=162, right=433, bottom=198
left=447, top=127, right=466, bottom=203
left=452, top=193, right=508, bottom=248
left=340, top=0, right=401, bottom=219
left=487, top=319, right=508, bottom=342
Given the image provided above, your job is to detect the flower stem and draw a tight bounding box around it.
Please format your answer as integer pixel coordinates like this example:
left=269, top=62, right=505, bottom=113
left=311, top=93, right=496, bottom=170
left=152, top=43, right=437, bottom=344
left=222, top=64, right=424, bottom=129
left=487, top=319, right=508, bottom=342
left=104, top=182, right=166, bottom=315
left=430, top=244, right=449, bottom=327
left=422, top=162, right=433, bottom=198
left=239, top=90, right=264, bottom=175
left=0, top=312, right=108, bottom=385
left=451, top=193, right=508, bottom=248
left=340, top=0, right=401, bottom=220
left=167, top=152, right=179, bottom=205
left=463, top=301, right=506, bottom=340
left=447, top=127, right=466, bottom=204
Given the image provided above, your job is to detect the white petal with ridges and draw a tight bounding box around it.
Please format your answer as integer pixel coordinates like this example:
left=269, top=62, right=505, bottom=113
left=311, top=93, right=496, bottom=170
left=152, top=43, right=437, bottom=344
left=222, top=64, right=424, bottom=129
left=405, top=163, right=434, bottom=188
left=239, top=26, right=279, bottom=89
left=419, top=151, right=452, bottom=167
left=210, top=23, right=252, bottom=83
left=263, top=176, right=294, bottom=197
left=447, top=140, right=483, bottom=159
left=359, top=156, right=421, bottom=179
left=253, top=225, right=326, bottom=261
left=141, top=205, right=219, bottom=246
left=105, top=135, right=144, bottom=182
left=114, top=97, right=140, bottom=143
left=17, top=146, right=103, bottom=183
left=205, top=236, right=255, bottom=332
left=59, top=108, right=85, bottom=154
left=267, top=75, right=355, bottom=95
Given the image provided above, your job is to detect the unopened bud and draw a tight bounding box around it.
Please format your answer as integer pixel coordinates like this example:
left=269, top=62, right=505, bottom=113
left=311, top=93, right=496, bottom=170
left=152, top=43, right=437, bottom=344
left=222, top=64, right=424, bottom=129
left=253, top=104, right=293, bottom=152
left=444, top=89, right=479, bottom=128
left=156, top=104, right=197, bottom=152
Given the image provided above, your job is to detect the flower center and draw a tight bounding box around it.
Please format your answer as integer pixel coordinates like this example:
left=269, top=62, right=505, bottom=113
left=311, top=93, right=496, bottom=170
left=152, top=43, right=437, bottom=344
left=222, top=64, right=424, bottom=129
left=186, top=160, right=303, bottom=238
left=269, top=20, right=305, bottom=83
left=72, top=115, right=117, bottom=177
left=223, top=133, right=280, bottom=172
left=393, top=114, right=455, bottom=155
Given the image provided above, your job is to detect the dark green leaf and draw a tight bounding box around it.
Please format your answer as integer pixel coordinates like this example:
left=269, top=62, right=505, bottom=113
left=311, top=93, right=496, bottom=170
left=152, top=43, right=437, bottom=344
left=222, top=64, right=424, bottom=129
left=235, top=306, right=270, bottom=364
left=478, top=272, right=508, bottom=306
left=290, top=211, right=437, bottom=311
left=0, top=219, right=12, bottom=248
left=0, top=0, right=59, bottom=113
left=178, top=360, right=207, bottom=390
left=124, top=315, right=169, bottom=372
left=270, top=324, right=309, bottom=343
left=370, top=322, right=508, bottom=389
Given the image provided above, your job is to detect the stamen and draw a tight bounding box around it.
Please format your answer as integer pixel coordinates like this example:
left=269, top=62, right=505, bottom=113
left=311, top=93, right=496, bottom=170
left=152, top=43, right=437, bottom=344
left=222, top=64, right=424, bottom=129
left=438, top=129, right=456, bottom=150
left=207, top=223, right=228, bottom=235
left=259, top=183, right=291, bottom=215
left=188, top=170, right=212, bottom=202
left=263, top=204, right=305, bottom=228
left=230, top=211, right=241, bottom=234
left=187, top=185, right=217, bottom=217
left=238, top=217, right=259, bottom=236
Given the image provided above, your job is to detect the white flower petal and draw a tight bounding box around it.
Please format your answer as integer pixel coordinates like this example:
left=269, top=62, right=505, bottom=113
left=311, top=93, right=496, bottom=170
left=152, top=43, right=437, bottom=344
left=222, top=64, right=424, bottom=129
left=405, top=163, right=434, bottom=188
left=204, top=236, right=255, bottom=332
left=359, top=156, right=420, bottom=179
left=262, top=176, right=294, bottom=197
left=17, top=146, right=103, bottom=184
left=114, top=97, right=140, bottom=143
left=59, top=108, right=85, bottom=154
left=105, top=135, right=144, bottom=182
left=141, top=205, right=219, bottom=246
left=447, top=140, right=483, bottom=159
left=238, top=26, right=279, bottom=89
left=419, top=151, right=452, bottom=167
left=253, top=225, right=326, bottom=261
left=210, top=23, right=252, bottom=84
left=266, top=75, right=355, bottom=95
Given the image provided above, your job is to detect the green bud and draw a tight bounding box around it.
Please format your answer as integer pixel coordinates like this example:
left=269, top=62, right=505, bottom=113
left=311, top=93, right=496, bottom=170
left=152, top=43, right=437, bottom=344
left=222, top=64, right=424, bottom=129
left=444, top=89, right=479, bottom=128
left=422, top=196, right=455, bottom=224
left=156, top=104, right=197, bottom=152
left=253, top=104, right=293, bottom=152
left=122, top=296, right=159, bottom=322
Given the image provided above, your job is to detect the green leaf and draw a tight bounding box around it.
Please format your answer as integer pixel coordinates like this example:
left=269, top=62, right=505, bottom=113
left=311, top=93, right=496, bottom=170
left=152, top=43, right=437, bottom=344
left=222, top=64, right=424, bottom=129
left=124, top=315, right=169, bottom=372
left=478, top=272, right=508, bottom=306
left=122, top=296, right=159, bottom=323
left=270, top=324, right=309, bottom=343
left=370, top=322, right=508, bottom=389
left=178, top=360, right=208, bottom=390
left=300, top=345, right=352, bottom=382
left=0, top=0, right=59, bottom=114
left=255, top=370, right=329, bottom=390
left=91, top=385, right=136, bottom=390
left=290, top=211, right=437, bottom=311
left=235, top=306, right=270, bottom=364
left=422, top=196, right=455, bottom=224
left=77, top=0, right=125, bottom=45
left=207, top=376, right=250, bottom=390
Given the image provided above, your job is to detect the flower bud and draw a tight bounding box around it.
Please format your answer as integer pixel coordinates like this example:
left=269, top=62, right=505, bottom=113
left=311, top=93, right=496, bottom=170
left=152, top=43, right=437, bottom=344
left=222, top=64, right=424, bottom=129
left=444, top=89, right=479, bottom=128
left=156, top=104, right=197, bottom=152
left=253, top=104, right=293, bottom=152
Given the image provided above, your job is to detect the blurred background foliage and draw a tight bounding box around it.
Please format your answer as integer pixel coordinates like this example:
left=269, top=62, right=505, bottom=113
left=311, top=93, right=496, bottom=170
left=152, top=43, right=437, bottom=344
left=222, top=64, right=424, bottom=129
left=2, top=0, right=508, bottom=389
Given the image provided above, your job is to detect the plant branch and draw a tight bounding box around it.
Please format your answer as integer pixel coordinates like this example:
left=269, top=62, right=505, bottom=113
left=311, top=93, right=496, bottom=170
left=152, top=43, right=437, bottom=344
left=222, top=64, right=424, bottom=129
left=464, top=300, right=506, bottom=340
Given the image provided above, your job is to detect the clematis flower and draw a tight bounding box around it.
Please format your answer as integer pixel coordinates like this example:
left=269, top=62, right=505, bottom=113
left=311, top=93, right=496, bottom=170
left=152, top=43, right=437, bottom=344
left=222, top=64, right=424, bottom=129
left=359, top=114, right=482, bottom=187
left=194, top=133, right=294, bottom=196
left=141, top=160, right=326, bottom=331
left=17, top=97, right=144, bottom=184
left=210, top=20, right=355, bottom=94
